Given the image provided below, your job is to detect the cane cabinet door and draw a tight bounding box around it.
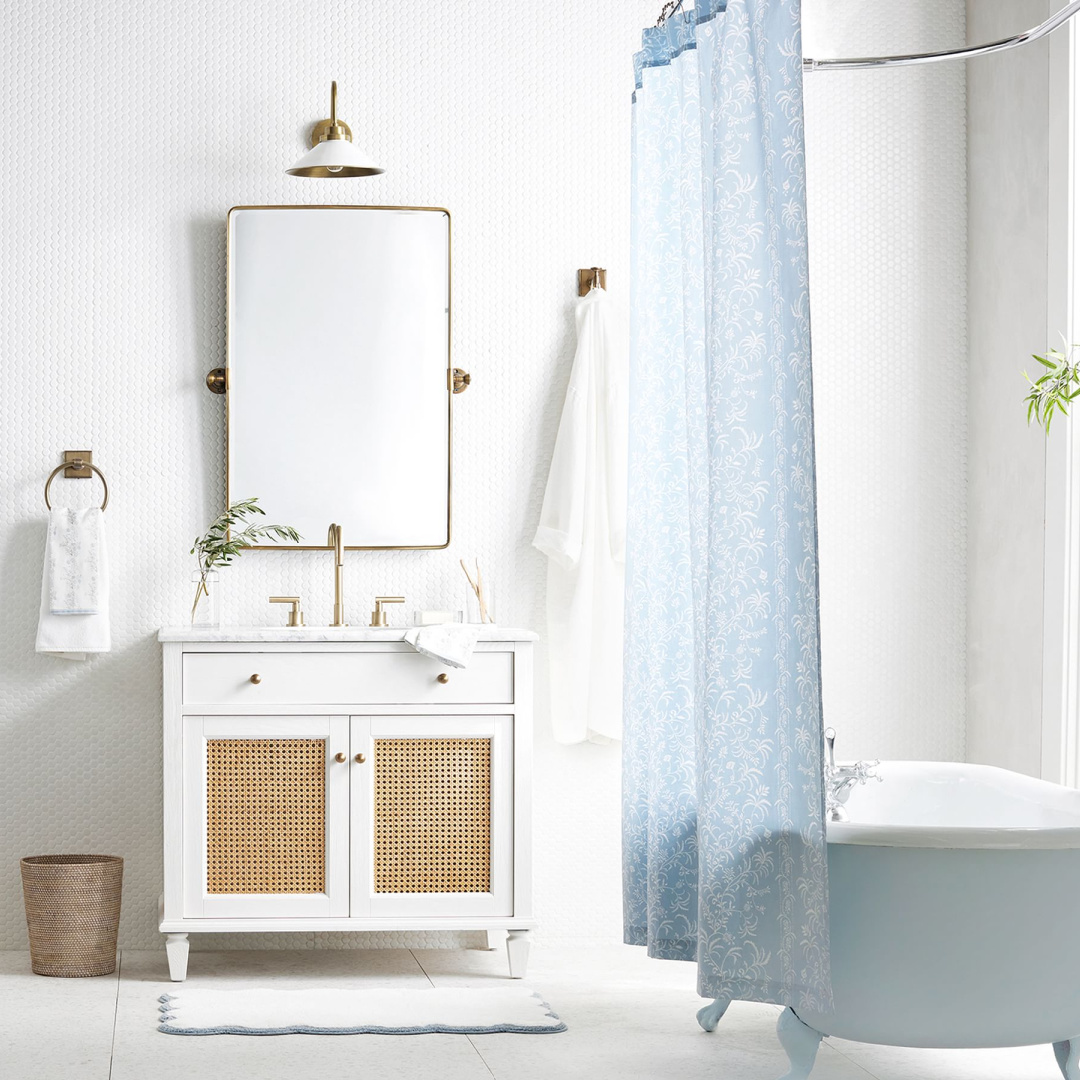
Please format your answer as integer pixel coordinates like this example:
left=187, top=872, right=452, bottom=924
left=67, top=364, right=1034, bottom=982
left=349, top=715, right=514, bottom=919
left=182, top=715, right=350, bottom=919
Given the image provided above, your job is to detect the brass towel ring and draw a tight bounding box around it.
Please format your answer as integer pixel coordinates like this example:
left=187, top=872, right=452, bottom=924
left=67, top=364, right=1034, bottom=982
left=44, top=459, right=109, bottom=511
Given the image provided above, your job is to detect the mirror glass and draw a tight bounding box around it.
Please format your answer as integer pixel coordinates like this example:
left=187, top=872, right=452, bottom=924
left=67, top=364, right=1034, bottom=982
left=227, top=206, right=451, bottom=549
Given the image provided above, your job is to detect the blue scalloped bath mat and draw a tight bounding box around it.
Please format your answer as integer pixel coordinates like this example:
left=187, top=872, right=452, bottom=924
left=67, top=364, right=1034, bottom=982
left=158, top=986, right=566, bottom=1035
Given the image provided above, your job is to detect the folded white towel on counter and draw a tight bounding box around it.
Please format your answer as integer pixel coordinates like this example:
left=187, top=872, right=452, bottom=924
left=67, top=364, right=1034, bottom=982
left=403, top=623, right=482, bottom=669
left=36, top=509, right=111, bottom=661
left=47, top=507, right=103, bottom=614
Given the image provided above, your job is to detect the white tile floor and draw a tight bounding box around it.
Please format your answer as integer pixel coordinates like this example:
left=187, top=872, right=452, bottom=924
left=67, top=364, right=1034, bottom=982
left=0, top=944, right=1064, bottom=1080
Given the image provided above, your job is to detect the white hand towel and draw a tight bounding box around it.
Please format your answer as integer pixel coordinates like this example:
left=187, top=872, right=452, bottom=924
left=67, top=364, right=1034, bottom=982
left=403, top=624, right=482, bottom=669
left=47, top=508, right=103, bottom=614
left=36, top=510, right=111, bottom=661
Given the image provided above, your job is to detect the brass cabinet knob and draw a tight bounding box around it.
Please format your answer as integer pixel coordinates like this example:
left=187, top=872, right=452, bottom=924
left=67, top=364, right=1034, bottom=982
left=249, top=673, right=262, bottom=684
left=334, top=752, right=347, bottom=763
left=436, top=672, right=450, bottom=684
left=354, top=753, right=366, bottom=764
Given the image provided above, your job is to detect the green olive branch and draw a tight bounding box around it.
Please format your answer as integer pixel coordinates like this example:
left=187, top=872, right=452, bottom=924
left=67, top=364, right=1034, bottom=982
left=190, top=497, right=301, bottom=620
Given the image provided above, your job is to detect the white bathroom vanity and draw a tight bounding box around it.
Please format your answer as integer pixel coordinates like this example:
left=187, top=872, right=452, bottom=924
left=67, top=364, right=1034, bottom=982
left=158, top=627, right=536, bottom=981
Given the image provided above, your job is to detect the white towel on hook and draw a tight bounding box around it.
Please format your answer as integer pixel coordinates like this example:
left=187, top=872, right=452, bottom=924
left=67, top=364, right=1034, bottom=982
left=533, top=284, right=627, bottom=744
left=36, top=509, right=111, bottom=661
left=403, top=623, right=482, bottom=669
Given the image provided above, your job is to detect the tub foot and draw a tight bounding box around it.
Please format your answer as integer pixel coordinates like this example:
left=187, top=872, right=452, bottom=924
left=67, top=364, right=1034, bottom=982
left=696, top=997, right=730, bottom=1032
left=776, top=1007, right=822, bottom=1080
left=1054, top=1038, right=1080, bottom=1079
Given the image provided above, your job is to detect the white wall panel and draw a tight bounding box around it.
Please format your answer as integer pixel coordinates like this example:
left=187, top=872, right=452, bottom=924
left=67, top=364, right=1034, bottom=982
left=965, top=0, right=1053, bottom=779
left=804, top=0, right=969, bottom=763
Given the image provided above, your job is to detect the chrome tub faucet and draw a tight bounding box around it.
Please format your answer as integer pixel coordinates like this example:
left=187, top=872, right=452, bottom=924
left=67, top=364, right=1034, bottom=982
left=824, top=727, right=881, bottom=823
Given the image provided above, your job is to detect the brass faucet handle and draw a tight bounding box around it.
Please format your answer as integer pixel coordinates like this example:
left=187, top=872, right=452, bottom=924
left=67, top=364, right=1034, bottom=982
left=269, top=595, right=305, bottom=627
left=370, top=595, right=405, bottom=628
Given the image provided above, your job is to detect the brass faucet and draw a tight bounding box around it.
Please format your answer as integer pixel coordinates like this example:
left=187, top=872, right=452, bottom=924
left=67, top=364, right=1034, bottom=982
left=370, top=596, right=404, bottom=627
left=328, top=523, right=346, bottom=626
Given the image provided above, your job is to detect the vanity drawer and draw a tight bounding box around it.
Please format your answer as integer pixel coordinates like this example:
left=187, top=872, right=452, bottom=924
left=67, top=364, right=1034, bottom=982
left=182, top=651, right=514, bottom=706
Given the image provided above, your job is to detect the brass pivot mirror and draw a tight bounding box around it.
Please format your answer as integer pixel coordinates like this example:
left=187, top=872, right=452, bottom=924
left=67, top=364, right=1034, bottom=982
left=224, top=205, right=453, bottom=549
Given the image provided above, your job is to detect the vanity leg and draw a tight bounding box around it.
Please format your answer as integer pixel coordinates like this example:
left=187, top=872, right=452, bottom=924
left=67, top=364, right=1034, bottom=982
left=484, top=930, right=503, bottom=951
left=505, top=929, right=530, bottom=979
left=1054, top=1038, right=1080, bottom=1080
left=776, top=1007, right=822, bottom=1080
left=165, top=934, right=189, bottom=982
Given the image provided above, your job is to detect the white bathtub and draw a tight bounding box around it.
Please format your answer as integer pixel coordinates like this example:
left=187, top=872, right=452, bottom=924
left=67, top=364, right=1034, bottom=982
left=699, top=761, right=1080, bottom=1079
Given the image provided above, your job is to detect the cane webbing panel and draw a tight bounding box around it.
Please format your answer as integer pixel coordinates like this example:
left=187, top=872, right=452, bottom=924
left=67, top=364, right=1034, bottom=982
left=373, top=737, right=491, bottom=893
left=206, top=738, right=326, bottom=894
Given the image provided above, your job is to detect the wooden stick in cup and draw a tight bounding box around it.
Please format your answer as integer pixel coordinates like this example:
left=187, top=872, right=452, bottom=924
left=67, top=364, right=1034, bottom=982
left=475, top=562, right=491, bottom=624
left=460, top=558, right=491, bottom=624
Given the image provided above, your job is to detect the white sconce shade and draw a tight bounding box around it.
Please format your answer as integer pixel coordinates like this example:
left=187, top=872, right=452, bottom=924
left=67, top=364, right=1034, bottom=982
left=287, top=81, right=384, bottom=178
left=287, top=138, right=384, bottom=178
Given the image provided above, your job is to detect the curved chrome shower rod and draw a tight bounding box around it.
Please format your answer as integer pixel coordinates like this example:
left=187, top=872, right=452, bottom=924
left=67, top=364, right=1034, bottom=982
left=803, top=0, right=1080, bottom=71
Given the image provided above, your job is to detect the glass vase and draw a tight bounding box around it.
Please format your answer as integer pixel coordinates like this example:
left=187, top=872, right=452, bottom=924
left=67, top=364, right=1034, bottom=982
left=464, top=578, right=495, bottom=625
left=190, top=569, right=221, bottom=628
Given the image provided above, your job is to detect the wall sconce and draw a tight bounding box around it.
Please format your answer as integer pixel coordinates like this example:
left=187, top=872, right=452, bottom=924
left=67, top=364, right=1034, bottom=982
left=286, top=81, right=384, bottom=178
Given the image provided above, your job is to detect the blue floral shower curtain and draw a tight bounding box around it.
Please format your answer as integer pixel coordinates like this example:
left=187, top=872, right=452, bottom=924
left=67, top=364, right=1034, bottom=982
left=622, top=0, right=831, bottom=1010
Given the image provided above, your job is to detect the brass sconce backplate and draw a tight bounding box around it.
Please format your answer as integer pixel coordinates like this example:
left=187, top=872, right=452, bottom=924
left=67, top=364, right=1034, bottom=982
left=452, top=368, right=471, bottom=394
left=206, top=368, right=227, bottom=394
left=310, top=118, right=352, bottom=147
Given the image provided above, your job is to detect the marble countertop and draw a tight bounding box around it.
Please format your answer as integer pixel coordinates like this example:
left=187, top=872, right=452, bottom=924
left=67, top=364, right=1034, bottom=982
left=158, top=625, right=539, bottom=643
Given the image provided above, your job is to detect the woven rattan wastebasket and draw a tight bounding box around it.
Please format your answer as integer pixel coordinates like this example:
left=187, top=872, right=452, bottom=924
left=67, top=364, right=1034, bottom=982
left=20, top=855, right=123, bottom=977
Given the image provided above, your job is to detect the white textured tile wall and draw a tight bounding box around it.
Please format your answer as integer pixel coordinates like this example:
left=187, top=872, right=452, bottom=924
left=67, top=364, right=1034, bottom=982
left=804, top=0, right=969, bottom=763
left=0, top=0, right=654, bottom=951
left=0, top=0, right=969, bottom=952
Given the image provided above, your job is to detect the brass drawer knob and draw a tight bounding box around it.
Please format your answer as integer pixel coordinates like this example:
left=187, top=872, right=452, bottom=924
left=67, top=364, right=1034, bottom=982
left=354, top=753, right=366, bottom=764
left=249, top=673, right=262, bottom=684
left=334, top=752, right=347, bottom=763
left=436, top=672, right=450, bottom=684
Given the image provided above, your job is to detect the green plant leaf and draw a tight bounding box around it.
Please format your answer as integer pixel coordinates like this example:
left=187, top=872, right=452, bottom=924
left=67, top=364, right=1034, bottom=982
left=1023, top=342, right=1080, bottom=435
left=191, top=497, right=302, bottom=573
